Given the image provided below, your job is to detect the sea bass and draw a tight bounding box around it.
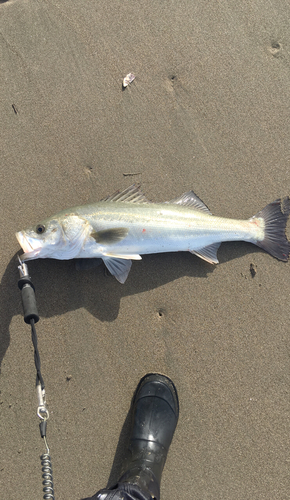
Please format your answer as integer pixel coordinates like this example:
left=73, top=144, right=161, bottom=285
left=16, top=185, right=290, bottom=283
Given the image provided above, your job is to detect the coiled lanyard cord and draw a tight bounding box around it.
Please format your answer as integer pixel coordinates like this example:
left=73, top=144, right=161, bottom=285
left=18, top=257, right=55, bottom=500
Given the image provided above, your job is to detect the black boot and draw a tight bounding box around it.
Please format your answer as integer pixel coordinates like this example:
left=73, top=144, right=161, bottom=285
left=117, top=373, right=179, bottom=500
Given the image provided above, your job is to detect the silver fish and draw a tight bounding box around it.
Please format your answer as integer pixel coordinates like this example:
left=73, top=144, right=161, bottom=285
left=16, top=185, right=290, bottom=283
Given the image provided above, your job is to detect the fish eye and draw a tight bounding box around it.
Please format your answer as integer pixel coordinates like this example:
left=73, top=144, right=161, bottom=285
left=36, top=224, right=46, bottom=234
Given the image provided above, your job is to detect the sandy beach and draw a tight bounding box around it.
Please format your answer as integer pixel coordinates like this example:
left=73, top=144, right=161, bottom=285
left=1, top=1, right=290, bottom=499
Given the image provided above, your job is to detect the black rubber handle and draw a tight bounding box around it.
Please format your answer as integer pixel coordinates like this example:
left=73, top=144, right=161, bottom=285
left=18, top=277, right=39, bottom=324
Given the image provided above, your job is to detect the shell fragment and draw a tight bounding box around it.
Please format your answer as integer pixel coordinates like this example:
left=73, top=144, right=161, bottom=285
left=123, top=73, right=135, bottom=87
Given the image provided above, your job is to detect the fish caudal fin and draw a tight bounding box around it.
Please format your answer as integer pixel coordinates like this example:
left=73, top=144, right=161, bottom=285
left=252, top=198, right=290, bottom=261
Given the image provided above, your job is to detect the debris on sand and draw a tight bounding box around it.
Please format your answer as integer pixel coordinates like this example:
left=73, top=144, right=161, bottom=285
left=123, top=72, right=135, bottom=88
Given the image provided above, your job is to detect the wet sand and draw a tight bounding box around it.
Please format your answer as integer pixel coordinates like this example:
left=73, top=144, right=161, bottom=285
left=1, top=1, right=290, bottom=499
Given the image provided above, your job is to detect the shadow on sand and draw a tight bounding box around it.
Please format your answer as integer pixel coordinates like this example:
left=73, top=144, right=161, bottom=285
left=0, top=242, right=260, bottom=373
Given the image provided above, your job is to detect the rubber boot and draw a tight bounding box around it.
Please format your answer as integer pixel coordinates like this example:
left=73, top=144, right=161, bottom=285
left=117, top=373, right=179, bottom=500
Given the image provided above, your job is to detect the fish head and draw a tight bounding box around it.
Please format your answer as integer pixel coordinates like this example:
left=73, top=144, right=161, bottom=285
left=16, top=214, right=91, bottom=261
left=16, top=217, right=67, bottom=261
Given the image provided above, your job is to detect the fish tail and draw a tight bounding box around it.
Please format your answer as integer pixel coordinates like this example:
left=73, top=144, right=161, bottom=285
left=251, top=197, right=290, bottom=261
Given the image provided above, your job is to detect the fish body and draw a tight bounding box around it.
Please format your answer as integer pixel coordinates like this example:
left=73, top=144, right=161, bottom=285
left=16, top=185, right=290, bottom=283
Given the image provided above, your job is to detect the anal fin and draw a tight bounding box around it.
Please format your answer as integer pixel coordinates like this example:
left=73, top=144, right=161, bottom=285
left=190, top=242, right=220, bottom=264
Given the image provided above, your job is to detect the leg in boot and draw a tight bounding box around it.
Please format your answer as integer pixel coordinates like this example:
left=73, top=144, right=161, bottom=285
left=117, top=373, right=179, bottom=500
left=83, top=373, right=179, bottom=500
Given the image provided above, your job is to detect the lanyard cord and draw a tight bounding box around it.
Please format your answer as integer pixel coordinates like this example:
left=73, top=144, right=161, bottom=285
left=31, top=318, right=45, bottom=390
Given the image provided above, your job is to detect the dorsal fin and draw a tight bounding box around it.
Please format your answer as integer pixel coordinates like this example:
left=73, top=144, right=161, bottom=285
left=102, top=184, right=150, bottom=204
left=169, top=191, right=212, bottom=214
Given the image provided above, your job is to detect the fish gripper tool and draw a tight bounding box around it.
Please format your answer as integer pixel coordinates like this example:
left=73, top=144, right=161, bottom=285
left=17, top=256, right=55, bottom=499
left=17, top=256, right=39, bottom=325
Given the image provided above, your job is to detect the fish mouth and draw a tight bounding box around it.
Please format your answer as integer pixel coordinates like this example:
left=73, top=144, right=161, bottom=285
left=15, top=231, right=42, bottom=260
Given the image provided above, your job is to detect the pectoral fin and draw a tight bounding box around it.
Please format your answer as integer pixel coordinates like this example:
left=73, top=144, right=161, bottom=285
left=91, top=227, right=128, bottom=244
left=190, top=242, right=220, bottom=264
left=102, top=257, right=132, bottom=283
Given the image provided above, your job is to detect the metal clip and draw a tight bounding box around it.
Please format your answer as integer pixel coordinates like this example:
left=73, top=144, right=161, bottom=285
left=17, top=255, right=29, bottom=278
left=36, top=382, right=49, bottom=421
